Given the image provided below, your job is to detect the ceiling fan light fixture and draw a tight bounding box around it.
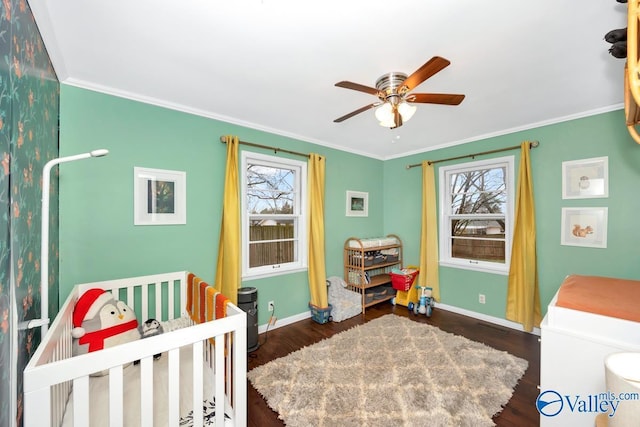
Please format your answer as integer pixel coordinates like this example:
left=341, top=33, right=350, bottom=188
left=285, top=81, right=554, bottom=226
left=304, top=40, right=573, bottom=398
left=398, top=101, right=417, bottom=121
left=378, top=117, right=396, bottom=128
left=375, top=102, right=394, bottom=125
left=376, top=100, right=416, bottom=127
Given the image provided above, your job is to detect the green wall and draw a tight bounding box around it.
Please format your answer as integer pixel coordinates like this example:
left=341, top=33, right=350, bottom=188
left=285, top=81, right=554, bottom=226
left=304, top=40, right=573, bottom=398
left=59, top=85, right=384, bottom=325
left=384, top=110, right=640, bottom=320
left=60, top=85, right=640, bottom=328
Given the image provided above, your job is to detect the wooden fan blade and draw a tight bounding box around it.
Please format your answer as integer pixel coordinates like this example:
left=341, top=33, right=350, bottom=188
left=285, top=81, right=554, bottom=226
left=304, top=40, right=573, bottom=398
left=333, top=103, right=378, bottom=123
left=408, top=93, right=465, bottom=105
left=399, top=56, right=451, bottom=93
left=335, top=81, right=381, bottom=96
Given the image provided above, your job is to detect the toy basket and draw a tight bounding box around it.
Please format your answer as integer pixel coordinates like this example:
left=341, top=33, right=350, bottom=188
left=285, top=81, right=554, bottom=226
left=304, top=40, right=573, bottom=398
left=309, top=303, right=333, bottom=324
left=390, top=269, right=419, bottom=292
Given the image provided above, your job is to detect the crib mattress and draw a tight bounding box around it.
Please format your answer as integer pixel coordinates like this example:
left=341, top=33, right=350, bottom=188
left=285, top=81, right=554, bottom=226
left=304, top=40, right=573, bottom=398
left=556, top=274, right=640, bottom=323
left=61, top=340, right=232, bottom=427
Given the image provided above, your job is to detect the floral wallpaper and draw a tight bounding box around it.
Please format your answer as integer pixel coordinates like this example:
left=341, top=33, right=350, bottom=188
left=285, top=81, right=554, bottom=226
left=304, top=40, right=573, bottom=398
left=0, top=1, right=60, bottom=426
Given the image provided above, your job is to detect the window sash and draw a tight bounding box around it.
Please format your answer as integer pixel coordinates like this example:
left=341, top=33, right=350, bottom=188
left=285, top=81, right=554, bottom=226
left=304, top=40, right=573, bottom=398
left=241, top=151, right=307, bottom=279
left=439, top=156, right=514, bottom=274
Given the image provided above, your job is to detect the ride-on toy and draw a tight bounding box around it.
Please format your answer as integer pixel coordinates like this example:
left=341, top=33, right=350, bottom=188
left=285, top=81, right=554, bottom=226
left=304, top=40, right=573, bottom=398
left=409, top=285, right=434, bottom=317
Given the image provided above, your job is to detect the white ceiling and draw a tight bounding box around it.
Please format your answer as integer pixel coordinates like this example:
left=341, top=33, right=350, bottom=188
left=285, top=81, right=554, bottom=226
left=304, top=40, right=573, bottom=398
left=29, top=0, right=627, bottom=160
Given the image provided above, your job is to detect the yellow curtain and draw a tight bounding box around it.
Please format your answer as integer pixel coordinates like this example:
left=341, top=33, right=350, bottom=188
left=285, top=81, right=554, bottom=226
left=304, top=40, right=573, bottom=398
left=214, top=135, right=241, bottom=305
left=307, top=153, right=328, bottom=308
left=506, top=141, right=541, bottom=332
left=418, top=161, right=440, bottom=301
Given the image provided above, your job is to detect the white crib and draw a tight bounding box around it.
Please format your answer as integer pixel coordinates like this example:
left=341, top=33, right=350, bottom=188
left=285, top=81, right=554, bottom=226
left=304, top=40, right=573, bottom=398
left=23, top=271, right=247, bottom=427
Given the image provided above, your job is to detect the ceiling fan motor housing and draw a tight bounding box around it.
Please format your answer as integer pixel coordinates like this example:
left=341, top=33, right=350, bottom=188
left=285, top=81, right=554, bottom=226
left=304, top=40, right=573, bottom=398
left=375, top=72, right=408, bottom=103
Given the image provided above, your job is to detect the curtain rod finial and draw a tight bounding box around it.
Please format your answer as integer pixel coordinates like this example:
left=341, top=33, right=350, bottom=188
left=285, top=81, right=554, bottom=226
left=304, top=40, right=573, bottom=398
left=530, top=140, right=539, bottom=148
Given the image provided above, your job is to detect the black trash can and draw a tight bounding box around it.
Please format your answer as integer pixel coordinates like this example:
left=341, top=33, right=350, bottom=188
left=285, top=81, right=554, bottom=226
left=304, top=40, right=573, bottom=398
left=237, top=287, right=259, bottom=352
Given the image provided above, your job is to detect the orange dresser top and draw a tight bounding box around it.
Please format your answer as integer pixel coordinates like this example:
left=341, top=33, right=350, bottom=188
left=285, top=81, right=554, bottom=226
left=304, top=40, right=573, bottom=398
left=557, top=275, right=640, bottom=323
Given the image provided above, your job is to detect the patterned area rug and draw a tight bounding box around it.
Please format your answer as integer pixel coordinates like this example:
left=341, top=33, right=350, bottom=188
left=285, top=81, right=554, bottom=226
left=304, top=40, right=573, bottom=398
left=248, top=314, right=528, bottom=427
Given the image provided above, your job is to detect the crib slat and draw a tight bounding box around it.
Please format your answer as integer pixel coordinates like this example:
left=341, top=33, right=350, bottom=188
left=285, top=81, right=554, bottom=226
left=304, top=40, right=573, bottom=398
left=226, top=333, right=232, bottom=400
left=127, top=287, right=134, bottom=311
left=140, top=357, right=153, bottom=427
left=168, top=280, right=175, bottom=320
left=155, top=282, right=162, bottom=320
left=192, top=340, right=204, bottom=427
left=167, top=348, right=180, bottom=425
left=73, top=376, right=90, bottom=426
left=214, top=334, right=225, bottom=427
left=141, top=285, right=149, bottom=321
left=108, top=365, right=124, bottom=427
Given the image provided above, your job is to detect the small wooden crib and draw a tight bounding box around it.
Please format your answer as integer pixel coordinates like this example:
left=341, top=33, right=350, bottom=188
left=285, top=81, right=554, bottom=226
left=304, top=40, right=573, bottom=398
left=23, top=271, right=247, bottom=427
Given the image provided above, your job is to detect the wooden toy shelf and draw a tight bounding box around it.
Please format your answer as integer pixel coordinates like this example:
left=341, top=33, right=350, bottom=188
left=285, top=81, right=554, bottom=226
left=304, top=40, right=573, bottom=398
left=343, top=234, right=403, bottom=314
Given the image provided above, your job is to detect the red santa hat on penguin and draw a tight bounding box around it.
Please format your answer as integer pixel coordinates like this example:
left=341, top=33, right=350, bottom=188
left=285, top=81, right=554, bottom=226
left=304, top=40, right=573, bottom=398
left=72, top=288, right=140, bottom=357
left=72, top=288, right=113, bottom=338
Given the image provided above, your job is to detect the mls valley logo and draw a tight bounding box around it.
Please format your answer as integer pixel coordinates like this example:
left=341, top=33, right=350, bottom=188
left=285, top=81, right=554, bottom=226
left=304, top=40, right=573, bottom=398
left=537, top=389, right=639, bottom=418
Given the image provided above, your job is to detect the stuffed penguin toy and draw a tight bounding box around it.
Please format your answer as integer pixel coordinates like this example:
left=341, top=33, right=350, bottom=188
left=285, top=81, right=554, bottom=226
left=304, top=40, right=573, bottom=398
left=71, top=288, right=140, bottom=358
left=140, top=318, right=164, bottom=360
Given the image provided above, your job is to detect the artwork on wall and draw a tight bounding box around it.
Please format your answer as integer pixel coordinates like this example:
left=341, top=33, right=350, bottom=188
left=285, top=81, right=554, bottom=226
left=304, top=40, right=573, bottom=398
left=346, top=190, right=368, bottom=217
left=562, top=156, right=608, bottom=199
left=134, top=167, right=186, bottom=225
left=561, top=207, right=608, bottom=248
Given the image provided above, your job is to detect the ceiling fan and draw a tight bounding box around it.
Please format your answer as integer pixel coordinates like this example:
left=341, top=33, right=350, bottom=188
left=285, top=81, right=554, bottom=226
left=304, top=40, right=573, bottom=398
left=333, top=56, right=465, bottom=129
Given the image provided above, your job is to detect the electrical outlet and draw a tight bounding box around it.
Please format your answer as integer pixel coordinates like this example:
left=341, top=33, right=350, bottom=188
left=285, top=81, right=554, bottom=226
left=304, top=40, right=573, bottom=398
left=268, top=301, right=274, bottom=312
left=479, top=294, right=486, bottom=304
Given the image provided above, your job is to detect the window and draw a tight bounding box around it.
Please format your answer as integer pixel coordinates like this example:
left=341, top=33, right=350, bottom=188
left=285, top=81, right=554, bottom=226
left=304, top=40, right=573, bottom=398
left=241, top=151, right=307, bottom=279
left=438, top=156, right=514, bottom=274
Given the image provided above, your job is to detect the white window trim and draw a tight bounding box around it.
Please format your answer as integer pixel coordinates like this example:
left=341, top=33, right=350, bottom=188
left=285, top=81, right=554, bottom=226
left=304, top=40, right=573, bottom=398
left=438, top=155, right=515, bottom=275
left=240, top=151, right=308, bottom=280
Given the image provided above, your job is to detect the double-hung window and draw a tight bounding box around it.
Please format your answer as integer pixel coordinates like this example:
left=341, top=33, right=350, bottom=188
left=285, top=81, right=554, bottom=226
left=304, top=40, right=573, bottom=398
left=241, top=151, right=307, bottom=279
left=438, top=156, right=514, bottom=274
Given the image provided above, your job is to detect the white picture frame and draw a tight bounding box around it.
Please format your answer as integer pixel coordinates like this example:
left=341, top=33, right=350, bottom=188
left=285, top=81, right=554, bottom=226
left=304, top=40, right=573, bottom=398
left=562, top=156, right=608, bottom=199
left=346, top=190, right=368, bottom=217
left=560, top=207, right=608, bottom=248
left=134, top=167, right=186, bottom=225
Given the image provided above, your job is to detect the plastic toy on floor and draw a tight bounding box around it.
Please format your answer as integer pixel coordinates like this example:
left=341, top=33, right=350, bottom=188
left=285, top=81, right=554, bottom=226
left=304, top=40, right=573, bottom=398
left=410, top=285, right=434, bottom=317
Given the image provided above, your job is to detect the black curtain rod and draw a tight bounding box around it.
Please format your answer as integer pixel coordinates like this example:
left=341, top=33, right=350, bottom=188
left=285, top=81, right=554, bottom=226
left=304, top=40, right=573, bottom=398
left=220, top=136, right=311, bottom=159
left=406, top=140, right=540, bottom=169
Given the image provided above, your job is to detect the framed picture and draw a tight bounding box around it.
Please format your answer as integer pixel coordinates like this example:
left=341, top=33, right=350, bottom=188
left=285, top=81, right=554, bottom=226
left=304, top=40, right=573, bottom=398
left=562, top=156, right=608, bottom=199
left=134, top=167, right=186, bottom=225
left=346, top=190, right=368, bottom=217
left=560, top=207, right=608, bottom=248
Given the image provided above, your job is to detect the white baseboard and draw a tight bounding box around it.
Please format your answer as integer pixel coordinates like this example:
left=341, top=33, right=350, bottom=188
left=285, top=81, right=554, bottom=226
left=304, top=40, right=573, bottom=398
left=435, top=302, right=541, bottom=336
left=258, top=303, right=541, bottom=336
left=258, top=311, right=311, bottom=334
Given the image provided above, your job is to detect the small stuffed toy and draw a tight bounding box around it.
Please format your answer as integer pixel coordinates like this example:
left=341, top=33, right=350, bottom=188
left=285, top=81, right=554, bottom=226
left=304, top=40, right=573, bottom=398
left=140, top=318, right=164, bottom=360
left=605, top=27, right=627, bottom=58
left=71, top=288, right=140, bottom=357
left=605, top=0, right=629, bottom=58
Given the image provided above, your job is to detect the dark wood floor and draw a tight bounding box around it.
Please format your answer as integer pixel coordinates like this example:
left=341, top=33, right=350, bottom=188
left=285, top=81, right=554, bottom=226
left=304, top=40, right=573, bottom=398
left=246, top=303, right=540, bottom=427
